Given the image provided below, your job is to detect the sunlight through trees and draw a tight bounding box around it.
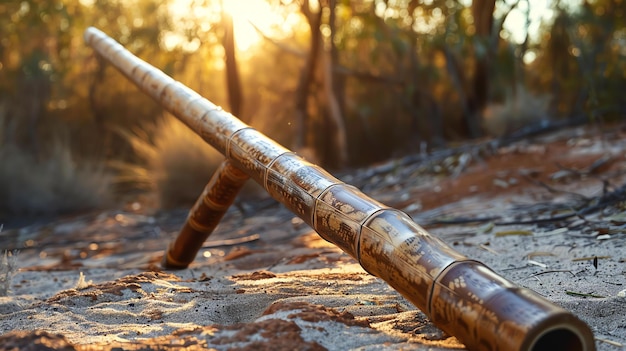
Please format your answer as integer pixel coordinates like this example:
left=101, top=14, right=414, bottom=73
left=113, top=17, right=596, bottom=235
left=0, top=0, right=624, bottom=216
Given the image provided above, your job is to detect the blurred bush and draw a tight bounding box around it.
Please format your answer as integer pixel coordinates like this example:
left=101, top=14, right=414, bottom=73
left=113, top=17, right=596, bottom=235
left=0, top=133, right=112, bottom=218
left=482, top=85, right=551, bottom=137
left=116, top=115, right=223, bottom=208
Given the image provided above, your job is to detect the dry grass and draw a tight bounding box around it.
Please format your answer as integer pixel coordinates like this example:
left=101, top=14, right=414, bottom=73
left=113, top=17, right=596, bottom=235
left=0, top=142, right=113, bottom=217
left=119, top=115, right=225, bottom=209
left=0, top=250, right=17, bottom=297
left=0, top=107, right=113, bottom=218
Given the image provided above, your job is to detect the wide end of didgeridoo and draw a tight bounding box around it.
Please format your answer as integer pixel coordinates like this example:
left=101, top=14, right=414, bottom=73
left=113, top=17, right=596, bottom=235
left=428, top=260, right=596, bottom=351
left=526, top=316, right=595, bottom=351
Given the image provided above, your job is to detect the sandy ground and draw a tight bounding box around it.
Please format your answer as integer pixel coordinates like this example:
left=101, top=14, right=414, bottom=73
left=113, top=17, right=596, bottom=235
left=1, top=125, right=625, bottom=350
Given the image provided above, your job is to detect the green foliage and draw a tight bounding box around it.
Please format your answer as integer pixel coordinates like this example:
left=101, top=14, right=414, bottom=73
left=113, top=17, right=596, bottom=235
left=0, top=0, right=623, bottom=218
left=0, top=0, right=209, bottom=217
left=530, top=0, right=625, bottom=119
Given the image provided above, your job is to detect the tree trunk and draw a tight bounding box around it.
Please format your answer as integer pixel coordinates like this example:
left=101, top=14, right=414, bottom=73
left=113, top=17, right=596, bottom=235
left=323, top=0, right=348, bottom=167
left=293, top=0, right=322, bottom=151
left=409, top=44, right=444, bottom=147
left=321, top=40, right=348, bottom=167
left=222, top=12, right=244, bottom=120
left=468, top=0, right=496, bottom=138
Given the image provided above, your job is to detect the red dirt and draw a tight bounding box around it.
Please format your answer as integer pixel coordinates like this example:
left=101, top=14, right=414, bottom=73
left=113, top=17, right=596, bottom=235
left=405, top=136, right=624, bottom=211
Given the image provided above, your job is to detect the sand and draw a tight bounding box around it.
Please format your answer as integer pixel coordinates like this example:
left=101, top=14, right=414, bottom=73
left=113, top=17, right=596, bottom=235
left=1, top=125, right=625, bottom=350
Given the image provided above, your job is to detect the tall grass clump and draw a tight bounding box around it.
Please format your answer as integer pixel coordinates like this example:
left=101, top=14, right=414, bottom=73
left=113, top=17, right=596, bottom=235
left=118, top=115, right=225, bottom=208
left=0, top=109, right=113, bottom=219
left=0, top=142, right=113, bottom=217
left=0, top=250, right=18, bottom=297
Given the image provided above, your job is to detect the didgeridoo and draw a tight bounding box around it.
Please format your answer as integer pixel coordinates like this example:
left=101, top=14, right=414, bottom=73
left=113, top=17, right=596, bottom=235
left=84, top=27, right=595, bottom=351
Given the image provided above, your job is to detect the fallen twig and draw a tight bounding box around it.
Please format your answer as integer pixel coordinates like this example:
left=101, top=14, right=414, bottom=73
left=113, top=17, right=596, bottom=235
left=596, top=337, right=623, bottom=347
left=202, top=234, right=260, bottom=248
left=566, top=291, right=606, bottom=298
left=528, top=270, right=575, bottom=278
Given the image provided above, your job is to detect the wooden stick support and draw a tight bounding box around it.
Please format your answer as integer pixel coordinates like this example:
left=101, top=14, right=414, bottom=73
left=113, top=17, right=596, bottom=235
left=85, top=27, right=597, bottom=351
left=163, top=159, right=249, bottom=269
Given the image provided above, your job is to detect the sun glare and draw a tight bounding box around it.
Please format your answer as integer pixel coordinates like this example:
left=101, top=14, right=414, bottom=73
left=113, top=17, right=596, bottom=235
left=501, top=0, right=554, bottom=45
left=165, top=0, right=289, bottom=54
left=222, top=0, right=283, bottom=52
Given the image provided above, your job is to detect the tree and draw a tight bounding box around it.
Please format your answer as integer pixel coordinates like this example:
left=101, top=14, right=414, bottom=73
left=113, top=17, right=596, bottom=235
left=468, top=0, right=496, bottom=137
left=533, top=0, right=625, bottom=119
left=320, top=0, right=348, bottom=166
left=292, top=0, right=347, bottom=167
left=293, top=0, right=322, bottom=152
left=222, top=11, right=245, bottom=119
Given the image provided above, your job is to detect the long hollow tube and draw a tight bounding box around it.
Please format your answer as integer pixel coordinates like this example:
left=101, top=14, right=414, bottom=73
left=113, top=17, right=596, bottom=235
left=84, top=27, right=596, bottom=351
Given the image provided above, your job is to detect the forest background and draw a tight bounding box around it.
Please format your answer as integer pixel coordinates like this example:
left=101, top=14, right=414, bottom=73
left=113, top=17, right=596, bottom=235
left=0, top=0, right=624, bottom=226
